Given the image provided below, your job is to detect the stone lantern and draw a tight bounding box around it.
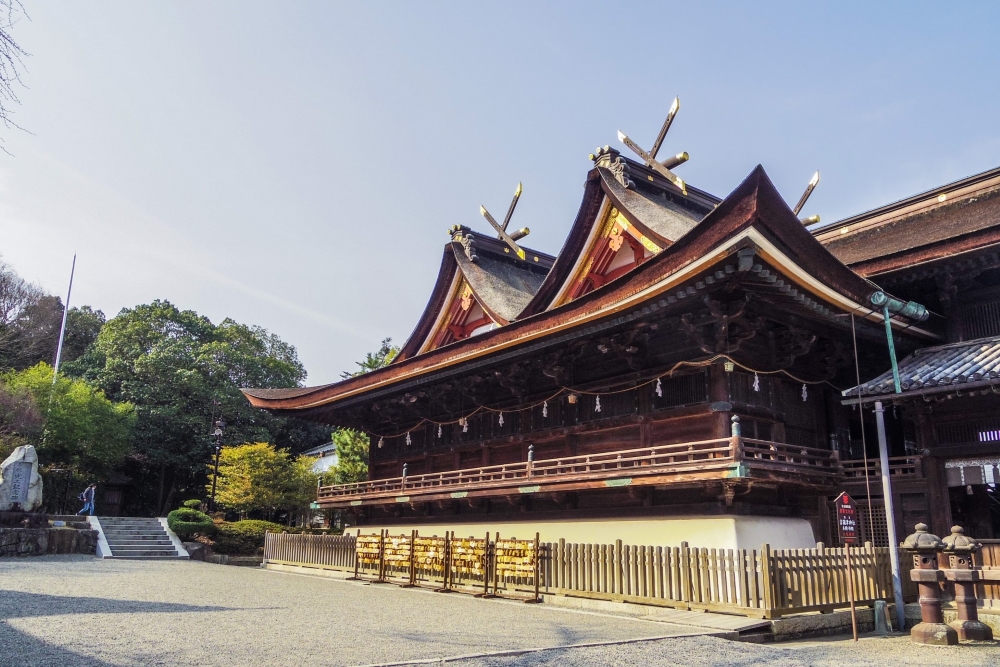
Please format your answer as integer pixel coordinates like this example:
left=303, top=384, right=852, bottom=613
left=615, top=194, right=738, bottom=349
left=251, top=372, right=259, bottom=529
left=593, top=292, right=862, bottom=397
left=942, top=526, right=993, bottom=641
left=900, top=523, right=957, bottom=645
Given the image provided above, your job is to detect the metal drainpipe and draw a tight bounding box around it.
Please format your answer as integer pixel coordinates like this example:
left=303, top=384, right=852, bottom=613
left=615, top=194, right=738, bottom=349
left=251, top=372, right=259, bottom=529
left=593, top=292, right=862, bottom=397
left=869, top=290, right=928, bottom=631
left=875, top=400, right=906, bottom=631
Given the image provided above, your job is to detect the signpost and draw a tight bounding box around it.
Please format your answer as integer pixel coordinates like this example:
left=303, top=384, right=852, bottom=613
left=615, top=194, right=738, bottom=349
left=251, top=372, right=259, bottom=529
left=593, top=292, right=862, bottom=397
left=835, top=491, right=859, bottom=641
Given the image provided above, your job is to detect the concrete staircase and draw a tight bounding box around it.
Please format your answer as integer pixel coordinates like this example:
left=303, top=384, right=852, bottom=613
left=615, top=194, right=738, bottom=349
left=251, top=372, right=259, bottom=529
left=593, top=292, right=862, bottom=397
left=96, top=517, right=188, bottom=559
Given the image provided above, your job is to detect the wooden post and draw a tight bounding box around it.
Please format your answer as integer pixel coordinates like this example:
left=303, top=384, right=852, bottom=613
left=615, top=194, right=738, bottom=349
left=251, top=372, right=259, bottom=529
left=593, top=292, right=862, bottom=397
left=526, top=532, right=542, bottom=603
left=444, top=530, right=452, bottom=591
left=351, top=529, right=361, bottom=580
left=846, top=544, right=858, bottom=641
left=680, top=541, right=691, bottom=604
left=760, top=544, right=774, bottom=617
left=402, top=529, right=416, bottom=587
left=558, top=538, right=566, bottom=592
left=493, top=531, right=501, bottom=595
left=378, top=529, right=386, bottom=583
left=481, top=531, right=490, bottom=597
left=615, top=539, right=624, bottom=596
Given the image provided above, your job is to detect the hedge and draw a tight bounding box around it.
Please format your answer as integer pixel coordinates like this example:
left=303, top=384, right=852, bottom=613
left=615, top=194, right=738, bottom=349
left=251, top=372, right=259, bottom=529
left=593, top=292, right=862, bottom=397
left=166, top=508, right=216, bottom=540
left=212, top=520, right=295, bottom=555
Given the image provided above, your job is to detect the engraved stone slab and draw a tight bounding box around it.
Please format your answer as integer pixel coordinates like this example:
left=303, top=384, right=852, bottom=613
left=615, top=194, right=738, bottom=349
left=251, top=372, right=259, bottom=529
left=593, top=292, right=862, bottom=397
left=0, top=445, right=43, bottom=511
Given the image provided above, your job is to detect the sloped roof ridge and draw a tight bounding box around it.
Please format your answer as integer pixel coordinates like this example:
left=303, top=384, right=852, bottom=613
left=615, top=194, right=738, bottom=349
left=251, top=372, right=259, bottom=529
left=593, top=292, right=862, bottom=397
left=818, top=164, right=1000, bottom=234
left=911, top=333, right=1000, bottom=355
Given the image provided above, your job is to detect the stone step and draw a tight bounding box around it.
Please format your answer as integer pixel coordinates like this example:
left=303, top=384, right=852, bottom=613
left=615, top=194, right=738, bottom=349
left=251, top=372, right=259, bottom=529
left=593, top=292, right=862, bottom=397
left=110, top=548, right=179, bottom=557
left=106, top=537, right=172, bottom=543
left=103, top=529, right=167, bottom=534
left=106, top=540, right=174, bottom=547
left=99, top=520, right=163, bottom=525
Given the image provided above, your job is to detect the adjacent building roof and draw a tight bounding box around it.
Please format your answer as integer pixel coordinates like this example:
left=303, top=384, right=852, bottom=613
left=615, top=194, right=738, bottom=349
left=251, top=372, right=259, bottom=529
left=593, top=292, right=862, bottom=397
left=843, top=335, right=1000, bottom=401
left=816, top=166, right=1000, bottom=276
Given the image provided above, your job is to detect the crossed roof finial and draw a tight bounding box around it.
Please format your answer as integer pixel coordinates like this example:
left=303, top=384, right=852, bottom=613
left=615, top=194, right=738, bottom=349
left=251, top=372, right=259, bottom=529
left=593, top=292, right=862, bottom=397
left=793, top=171, right=821, bottom=225
left=617, top=96, right=690, bottom=195
left=480, top=182, right=530, bottom=260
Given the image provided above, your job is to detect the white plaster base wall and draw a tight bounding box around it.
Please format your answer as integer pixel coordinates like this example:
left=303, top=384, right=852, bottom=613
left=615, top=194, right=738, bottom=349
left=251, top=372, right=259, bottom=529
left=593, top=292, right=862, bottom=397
left=355, top=515, right=816, bottom=550
left=158, top=518, right=190, bottom=558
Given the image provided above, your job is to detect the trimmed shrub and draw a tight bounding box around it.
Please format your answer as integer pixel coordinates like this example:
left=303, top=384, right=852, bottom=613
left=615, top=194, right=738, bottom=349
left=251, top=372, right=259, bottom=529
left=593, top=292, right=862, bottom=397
left=212, top=520, right=293, bottom=555
left=166, top=508, right=216, bottom=540
left=182, top=499, right=203, bottom=510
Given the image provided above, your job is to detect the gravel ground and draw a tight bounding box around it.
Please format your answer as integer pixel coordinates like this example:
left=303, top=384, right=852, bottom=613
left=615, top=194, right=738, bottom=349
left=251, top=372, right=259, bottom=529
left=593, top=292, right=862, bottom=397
left=2, top=556, right=997, bottom=667
left=0, top=555, right=701, bottom=666
left=450, top=634, right=1000, bottom=667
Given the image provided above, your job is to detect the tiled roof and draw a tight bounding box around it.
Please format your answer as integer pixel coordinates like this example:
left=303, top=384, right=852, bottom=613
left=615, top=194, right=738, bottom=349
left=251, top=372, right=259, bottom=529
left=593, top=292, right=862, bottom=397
left=845, top=335, right=1000, bottom=398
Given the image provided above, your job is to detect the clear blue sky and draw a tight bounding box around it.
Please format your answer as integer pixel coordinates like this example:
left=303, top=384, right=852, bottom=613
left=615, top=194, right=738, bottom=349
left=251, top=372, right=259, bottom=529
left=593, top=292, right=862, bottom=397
left=1, top=2, right=998, bottom=384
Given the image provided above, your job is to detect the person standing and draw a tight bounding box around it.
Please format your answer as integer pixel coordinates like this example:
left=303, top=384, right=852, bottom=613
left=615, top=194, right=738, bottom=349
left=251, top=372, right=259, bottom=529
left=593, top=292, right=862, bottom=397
left=76, top=483, right=97, bottom=516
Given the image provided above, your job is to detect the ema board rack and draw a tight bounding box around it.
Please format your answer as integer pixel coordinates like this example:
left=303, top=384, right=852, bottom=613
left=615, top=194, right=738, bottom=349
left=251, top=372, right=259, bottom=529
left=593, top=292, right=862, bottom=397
left=349, top=530, right=541, bottom=601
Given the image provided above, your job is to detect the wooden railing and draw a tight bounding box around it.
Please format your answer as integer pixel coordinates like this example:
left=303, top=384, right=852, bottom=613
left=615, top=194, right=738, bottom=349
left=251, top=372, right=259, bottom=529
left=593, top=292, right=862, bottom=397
left=318, top=436, right=839, bottom=502
left=742, top=439, right=842, bottom=477
left=841, top=455, right=924, bottom=481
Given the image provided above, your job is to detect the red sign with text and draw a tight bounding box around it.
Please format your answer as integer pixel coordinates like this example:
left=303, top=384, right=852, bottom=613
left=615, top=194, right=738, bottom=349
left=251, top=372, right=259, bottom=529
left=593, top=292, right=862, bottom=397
left=835, top=492, right=858, bottom=544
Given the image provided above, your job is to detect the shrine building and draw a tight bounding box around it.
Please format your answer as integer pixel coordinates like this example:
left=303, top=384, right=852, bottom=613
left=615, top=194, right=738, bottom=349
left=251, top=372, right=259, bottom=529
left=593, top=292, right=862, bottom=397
left=243, top=133, right=1000, bottom=550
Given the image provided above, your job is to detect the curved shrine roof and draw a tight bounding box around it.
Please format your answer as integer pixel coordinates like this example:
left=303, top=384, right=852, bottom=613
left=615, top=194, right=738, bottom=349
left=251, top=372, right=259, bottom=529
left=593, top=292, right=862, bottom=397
left=243, top=165, right=933, bottom=419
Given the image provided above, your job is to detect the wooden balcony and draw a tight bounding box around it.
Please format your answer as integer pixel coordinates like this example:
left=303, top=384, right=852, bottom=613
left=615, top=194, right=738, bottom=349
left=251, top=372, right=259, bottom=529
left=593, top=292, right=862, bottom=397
left=317, top=436, right=841, bottom=509
left=840, top=455, right=925, bottom=483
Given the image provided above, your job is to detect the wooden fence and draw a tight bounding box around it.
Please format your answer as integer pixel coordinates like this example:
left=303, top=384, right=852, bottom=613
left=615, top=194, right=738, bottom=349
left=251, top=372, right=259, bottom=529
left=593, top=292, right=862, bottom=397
left=264, top=531, right=898, bottom=618
left=543, top=539, right=893, bottom=618
left=978, top=539, right=1000, bottom=605
left=263, top=532, right=355, bottom=571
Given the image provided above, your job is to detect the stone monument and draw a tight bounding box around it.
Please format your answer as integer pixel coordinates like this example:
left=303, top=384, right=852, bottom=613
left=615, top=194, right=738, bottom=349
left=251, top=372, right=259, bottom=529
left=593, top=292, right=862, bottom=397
left=0, top=445, right=43, bottom=511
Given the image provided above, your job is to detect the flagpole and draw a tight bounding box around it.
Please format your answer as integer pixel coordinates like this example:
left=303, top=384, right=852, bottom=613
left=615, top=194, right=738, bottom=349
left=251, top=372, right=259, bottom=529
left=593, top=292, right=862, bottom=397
left=52, top=253, right=76, bottom=382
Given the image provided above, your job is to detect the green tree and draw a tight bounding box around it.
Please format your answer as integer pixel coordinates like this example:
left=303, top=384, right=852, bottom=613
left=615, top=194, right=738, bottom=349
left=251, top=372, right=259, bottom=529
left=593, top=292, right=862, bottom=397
left=341, top=337, right=398, bottom=379
left=329, top=339, right=399, bottom=484
left=3, top=363, right=134, bottom=511
left=329, top=429, right=369, bottom=484
left=61, top=306, right=106, bottom=365
left=0, top=258, right=107, bottom=371
left=0, top=376, right=41, bottom=462
left=68, top=300, right=330, bottom=514
left=211, top=442, right=318, bottom=520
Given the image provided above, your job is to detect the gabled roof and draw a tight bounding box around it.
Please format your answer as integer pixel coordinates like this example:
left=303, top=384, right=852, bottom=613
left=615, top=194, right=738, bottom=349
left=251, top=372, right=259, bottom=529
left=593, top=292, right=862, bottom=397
left=395, top=229, right=553, bottom=362
left=816, top=165, right=1000, bottom=276
left=519, top=151, right=717, bottom=317
left=843, top=335, right=1000, bottom=402
left=243, top=165, right=934, bottom=419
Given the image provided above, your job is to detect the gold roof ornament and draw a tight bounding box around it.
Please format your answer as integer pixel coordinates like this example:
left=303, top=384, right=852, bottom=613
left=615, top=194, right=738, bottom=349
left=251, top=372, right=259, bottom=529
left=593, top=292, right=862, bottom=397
left=793, top=171, right=821, bottom=225
left=617, top=96, right=689, bottom=194
left=480, top=182, right=529, bottom=260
